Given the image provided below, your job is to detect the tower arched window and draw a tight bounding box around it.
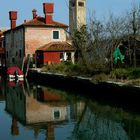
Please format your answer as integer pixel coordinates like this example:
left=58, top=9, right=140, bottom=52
left=78, top=2, right=84, bottom=7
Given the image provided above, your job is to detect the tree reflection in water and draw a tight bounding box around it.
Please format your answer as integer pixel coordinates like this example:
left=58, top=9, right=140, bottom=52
left=71, top=99, right=140, bottom=140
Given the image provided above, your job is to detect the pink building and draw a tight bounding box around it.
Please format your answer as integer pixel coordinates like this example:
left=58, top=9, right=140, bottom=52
left=4, top=3, right=75, bottom=68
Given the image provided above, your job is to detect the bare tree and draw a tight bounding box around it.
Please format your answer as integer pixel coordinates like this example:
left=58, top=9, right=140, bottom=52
left=72, top=19, right=110, bottom=72
left=72, top=2, right=140, bottom=72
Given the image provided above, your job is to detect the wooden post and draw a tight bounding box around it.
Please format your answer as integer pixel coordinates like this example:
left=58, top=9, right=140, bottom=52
left=25, top=54, right=30, bottom=77
left=21, top=56, right=25, bottom=72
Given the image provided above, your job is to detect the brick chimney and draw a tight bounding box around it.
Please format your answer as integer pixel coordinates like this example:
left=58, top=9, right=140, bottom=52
left=43, top=3, right=54, bottom=24
left=32, top=9, right=37, bottom=19
left=9, top=11, right=17, bottom=29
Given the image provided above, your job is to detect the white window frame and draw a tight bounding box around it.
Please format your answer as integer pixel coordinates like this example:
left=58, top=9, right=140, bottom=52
left=52, top=109, right=61, bottom=120
left=52, top=30, right=60, bottom=41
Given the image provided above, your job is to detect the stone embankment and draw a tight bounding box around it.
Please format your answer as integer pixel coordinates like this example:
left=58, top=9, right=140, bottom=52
left=27, top=68, right=140, bottom=112
left=27, top=68, right=140, bottom=94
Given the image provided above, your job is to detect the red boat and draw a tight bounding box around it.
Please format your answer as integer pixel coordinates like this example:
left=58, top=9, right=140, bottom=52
left=7, top=66, right=24, bottom=81
left=8, top=80, right=24, bottom=87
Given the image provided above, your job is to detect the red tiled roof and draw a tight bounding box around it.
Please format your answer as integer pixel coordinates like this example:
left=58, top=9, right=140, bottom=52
left=37, top=41, right=75, bottom=51
left=4, top=16, right=68, bottom=34
left=23, top=16, right=68, bottom=28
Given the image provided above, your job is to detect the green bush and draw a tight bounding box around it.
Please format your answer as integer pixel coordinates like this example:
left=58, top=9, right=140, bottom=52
left=110, top=67, right=140, bottom=80
left=42, top=63, right=140, bottom=81
left=92, top=73, right=109, bottom=83
left=111, top=68, right=129, bottom=79
left=129, top=68, right=140, bottom=79
left=41, top=62, right=90, bottom=76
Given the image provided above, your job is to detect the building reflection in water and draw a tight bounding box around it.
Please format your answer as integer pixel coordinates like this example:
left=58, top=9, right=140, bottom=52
left=0, top=75, right=5, bottom=101
left=5, top=79, right=85, bottom=140
left=4, top=79, right=140, bottom=140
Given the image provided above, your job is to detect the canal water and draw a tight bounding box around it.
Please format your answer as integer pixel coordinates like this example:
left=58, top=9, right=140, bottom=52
left=0, top=76, right=140, bottom=140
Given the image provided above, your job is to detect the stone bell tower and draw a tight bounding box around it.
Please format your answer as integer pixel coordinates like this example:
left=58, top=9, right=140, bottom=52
left=69, top=0, right=86, bottom=35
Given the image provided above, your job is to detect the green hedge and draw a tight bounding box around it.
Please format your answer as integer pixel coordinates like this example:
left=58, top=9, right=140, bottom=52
left=111, top=68, right=140, bottom=80
left=41, top=62, right=90, bottom=76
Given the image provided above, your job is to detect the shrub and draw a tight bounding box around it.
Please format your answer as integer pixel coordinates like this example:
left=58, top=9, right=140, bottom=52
left=41, top=62, right=90, bottom=76
left=110, top=67, right=140, bottom=80
left=92, top=73, right=109, bottom=83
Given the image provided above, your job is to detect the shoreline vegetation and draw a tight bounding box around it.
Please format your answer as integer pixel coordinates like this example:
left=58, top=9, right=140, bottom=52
left=39, top=62, right=140, bottom=87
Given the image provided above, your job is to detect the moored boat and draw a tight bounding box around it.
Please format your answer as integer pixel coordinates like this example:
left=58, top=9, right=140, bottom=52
left=7, top=66, right=24, bottom=81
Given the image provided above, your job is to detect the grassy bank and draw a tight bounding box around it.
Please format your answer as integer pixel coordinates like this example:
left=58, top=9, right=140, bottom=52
left=109, top=68, right=140, bottom=85
left=41, top=62, right=91, bottom=77
left=41, top=62, right=140, bottom=86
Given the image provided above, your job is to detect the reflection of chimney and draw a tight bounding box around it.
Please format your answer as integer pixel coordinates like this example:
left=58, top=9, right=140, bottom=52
left=43, top=3, right=54, bottom=24
left=32, top=9, right=37, bottom=19
left=9, top=11, right=17, bottom=29
left=11, top=117, right=19, bottom=136
left=46, top=123, right=55, bottom=140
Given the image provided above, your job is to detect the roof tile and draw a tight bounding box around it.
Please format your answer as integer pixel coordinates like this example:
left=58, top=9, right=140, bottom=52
left=37, top=41, right=75, bottom=51
left=24, top=16, right=68, bottom=27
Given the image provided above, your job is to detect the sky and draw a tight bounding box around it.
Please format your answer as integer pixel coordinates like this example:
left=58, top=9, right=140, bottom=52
left=0, top=0, right=140, bottom=29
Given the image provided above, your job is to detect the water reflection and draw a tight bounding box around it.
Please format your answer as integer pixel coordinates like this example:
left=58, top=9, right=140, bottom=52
left=5, top=79, right=85, bottom=139
left=0, top=75, right=5, bottom=101
left=3, top=78, right=140, bottom=140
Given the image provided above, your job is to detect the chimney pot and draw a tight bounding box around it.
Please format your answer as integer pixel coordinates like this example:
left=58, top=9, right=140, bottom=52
left=43, top=3, right=54, bottom=24
left=9, top=11, right=17, bottom=20
left=9, top=11, right=17, bottom=29
left=43, top=3, right=54, bottom=14
left=32, top=9, right=37, bottom=19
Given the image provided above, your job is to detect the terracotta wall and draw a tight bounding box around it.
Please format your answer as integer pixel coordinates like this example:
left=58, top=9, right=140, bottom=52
left=43, top=52, right=60, bottom=64
left=25, top=27, right=66, bottom=57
